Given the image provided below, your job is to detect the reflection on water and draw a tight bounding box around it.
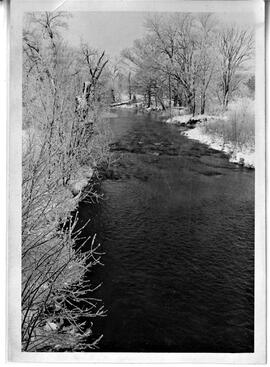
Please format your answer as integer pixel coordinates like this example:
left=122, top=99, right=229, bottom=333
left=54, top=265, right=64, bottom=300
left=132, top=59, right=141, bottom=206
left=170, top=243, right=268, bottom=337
left=78, top=110, right=254, bottom=352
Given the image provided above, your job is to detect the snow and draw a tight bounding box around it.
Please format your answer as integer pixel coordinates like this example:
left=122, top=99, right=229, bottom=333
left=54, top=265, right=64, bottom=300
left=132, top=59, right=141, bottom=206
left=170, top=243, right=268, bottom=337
left=44, top=322, right=58, bottom=331
left=229, top=151, right=255, bottom=168
left=69, top=166, right=94, bottom=196
left=165, top=114, right=221, bottom=125
left=166, top=114, right=193, bottom=124
left=182, top=126, right=255, bottom=168
left=164, top=112, right=254, bottom=168
left=114, top=103, right=137, bottom=109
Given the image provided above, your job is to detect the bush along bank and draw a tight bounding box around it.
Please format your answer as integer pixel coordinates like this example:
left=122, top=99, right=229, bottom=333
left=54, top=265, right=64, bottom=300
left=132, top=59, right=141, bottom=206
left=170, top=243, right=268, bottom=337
left=22, top=11, right=113, bottom=350
left=22, top=107, right=112, bottom=351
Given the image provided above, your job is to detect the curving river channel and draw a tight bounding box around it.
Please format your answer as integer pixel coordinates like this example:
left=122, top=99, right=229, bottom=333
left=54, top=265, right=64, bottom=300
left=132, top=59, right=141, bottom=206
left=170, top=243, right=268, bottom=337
left=78, top=109, right=254, bottom=353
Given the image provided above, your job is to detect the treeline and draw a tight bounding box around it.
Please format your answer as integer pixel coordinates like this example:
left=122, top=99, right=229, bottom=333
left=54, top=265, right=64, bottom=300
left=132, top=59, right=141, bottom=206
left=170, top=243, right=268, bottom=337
left=120, top=13, right=254, bottom=114
left=22, top=12, right=112, bottom=351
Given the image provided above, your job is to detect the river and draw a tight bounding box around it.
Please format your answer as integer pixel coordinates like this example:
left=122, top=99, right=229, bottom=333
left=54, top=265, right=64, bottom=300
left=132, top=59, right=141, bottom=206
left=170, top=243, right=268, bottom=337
left=77, top=109, right=254, bottom=353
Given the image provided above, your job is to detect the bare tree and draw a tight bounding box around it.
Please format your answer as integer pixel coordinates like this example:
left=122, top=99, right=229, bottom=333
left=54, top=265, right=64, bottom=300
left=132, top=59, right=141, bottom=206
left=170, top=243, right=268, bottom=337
left=80, top=44, right=109, bottom=103
left=217, top=26, right=254, bottom=109
left=122, top=35, right=167, bottom=108
left=145, top=14, right=180, bottom=112
left=146, top=14, right=202, bottom=115
left=196, top=13, right=217, bottom=114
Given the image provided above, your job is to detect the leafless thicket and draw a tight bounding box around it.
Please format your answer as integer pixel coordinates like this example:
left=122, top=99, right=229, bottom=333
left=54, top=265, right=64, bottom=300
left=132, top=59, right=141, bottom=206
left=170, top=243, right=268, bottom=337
left=121, top=13, right=254, bottom=114
left=202, top=97, right=255, bottom=151
left=22, top=12, right=111, bottom=351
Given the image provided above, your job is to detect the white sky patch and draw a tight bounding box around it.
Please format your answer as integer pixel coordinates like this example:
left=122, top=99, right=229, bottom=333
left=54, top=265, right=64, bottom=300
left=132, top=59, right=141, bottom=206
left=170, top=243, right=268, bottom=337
left=61, top=11, right=255, bottom=57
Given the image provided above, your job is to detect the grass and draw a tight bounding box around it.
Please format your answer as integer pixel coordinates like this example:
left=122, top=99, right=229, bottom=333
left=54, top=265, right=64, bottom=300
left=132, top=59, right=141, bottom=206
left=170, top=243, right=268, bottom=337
left=202, top=97, right=255, bottom=152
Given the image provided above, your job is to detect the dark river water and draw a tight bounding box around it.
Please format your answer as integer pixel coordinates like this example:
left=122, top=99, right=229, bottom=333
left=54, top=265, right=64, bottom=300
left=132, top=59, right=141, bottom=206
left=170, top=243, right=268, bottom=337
left=78, top=109, right=254, bottom=353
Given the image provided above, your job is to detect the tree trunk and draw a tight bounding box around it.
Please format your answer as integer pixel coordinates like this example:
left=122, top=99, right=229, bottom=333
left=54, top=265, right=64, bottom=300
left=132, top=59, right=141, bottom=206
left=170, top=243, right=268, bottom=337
left=222, top=77, right=230, bottom=110
left=200, top=92, right=206, bottom=115
left=223, top=90, right=229, bottom=110
left=168, top=74, right=172, bottom=118
left=192, top=88, right=196, bottom=116
left=147, top=88, right=151, bottom=108
left=111, top=89, right=116, bottom=103
left=168, top=74, right=172, bottom=108
left=173, top=94, right=178, bottom=107
left=192, top=101, right=196, bottom=116
left=178, top=93, right=182, bottom=107
left=128, top=72, right=132, bottom=100
left=186, top=91, right=193, bottom=114
left=157, top=95, right=166, bottom=110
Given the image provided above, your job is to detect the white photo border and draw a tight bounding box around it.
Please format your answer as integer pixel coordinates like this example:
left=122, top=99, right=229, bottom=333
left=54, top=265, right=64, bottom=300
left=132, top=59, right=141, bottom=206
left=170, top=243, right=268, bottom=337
left=8, top=0, right=266, bottom=363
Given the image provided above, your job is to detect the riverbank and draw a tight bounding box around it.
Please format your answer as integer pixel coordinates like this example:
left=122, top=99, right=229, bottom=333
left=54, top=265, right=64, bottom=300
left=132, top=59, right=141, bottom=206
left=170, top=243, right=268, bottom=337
left=166, top=99, right=255, bottom=169
left=113, top=97, right=255, bottom=169
left=166, top=115, right=255, bottom=168
left=22, top=112, right=111, bottom=351
left=182, top=125, right=254, bottom=168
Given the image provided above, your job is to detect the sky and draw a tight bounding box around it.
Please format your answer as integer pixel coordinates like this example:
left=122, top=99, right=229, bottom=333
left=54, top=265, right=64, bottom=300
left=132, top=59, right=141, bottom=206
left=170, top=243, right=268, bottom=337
left=62, top=12, right=147, bottom=57
left=61, top=11, right=255, bottom=58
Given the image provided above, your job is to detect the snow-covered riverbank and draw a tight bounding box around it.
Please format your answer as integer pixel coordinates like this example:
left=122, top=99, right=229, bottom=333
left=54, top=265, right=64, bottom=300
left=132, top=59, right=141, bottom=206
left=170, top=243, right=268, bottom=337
left=165, top=98, right=255, bottom=168
left=113, top=97, right=255, bottom=168
left=182, top=124, right=255, bottom=168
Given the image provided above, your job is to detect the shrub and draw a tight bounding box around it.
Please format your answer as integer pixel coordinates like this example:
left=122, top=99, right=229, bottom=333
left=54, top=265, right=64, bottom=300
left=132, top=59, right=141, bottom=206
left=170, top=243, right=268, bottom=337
left=202, top=97, right=255, bottom=152
left=22, top=11, right=110, bottom=351
left=22, top=103, right=107, bottom=351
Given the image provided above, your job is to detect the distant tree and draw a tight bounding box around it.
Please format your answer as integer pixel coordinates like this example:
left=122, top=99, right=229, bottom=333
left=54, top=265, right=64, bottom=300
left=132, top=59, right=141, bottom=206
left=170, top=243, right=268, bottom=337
left=196, top=13, right=217, bottom=114
left=172, top=14, right=201, bottom=115
left=146, top=14, right=204, bottom=115
left=145, top=15, right=179, bottom=110
left=80, top=44, right=109, bottom=102
left=122, top=14, right=254, bottom=114
left=106, top=58, right=129, bottom=103
left=217, top=26, right=254, bottom=109
left=122, top=35, right=167, bottom=108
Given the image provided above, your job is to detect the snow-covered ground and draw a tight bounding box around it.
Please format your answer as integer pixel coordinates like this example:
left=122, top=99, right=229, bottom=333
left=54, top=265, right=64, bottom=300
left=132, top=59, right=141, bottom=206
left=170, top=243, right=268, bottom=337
left=182, top=125, right=254, bottom=168
left=166, top=114, right=193, bottom=124
left=113, top=103, right=136, bottom=109
left=165, top=114, right=224, bottom=125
